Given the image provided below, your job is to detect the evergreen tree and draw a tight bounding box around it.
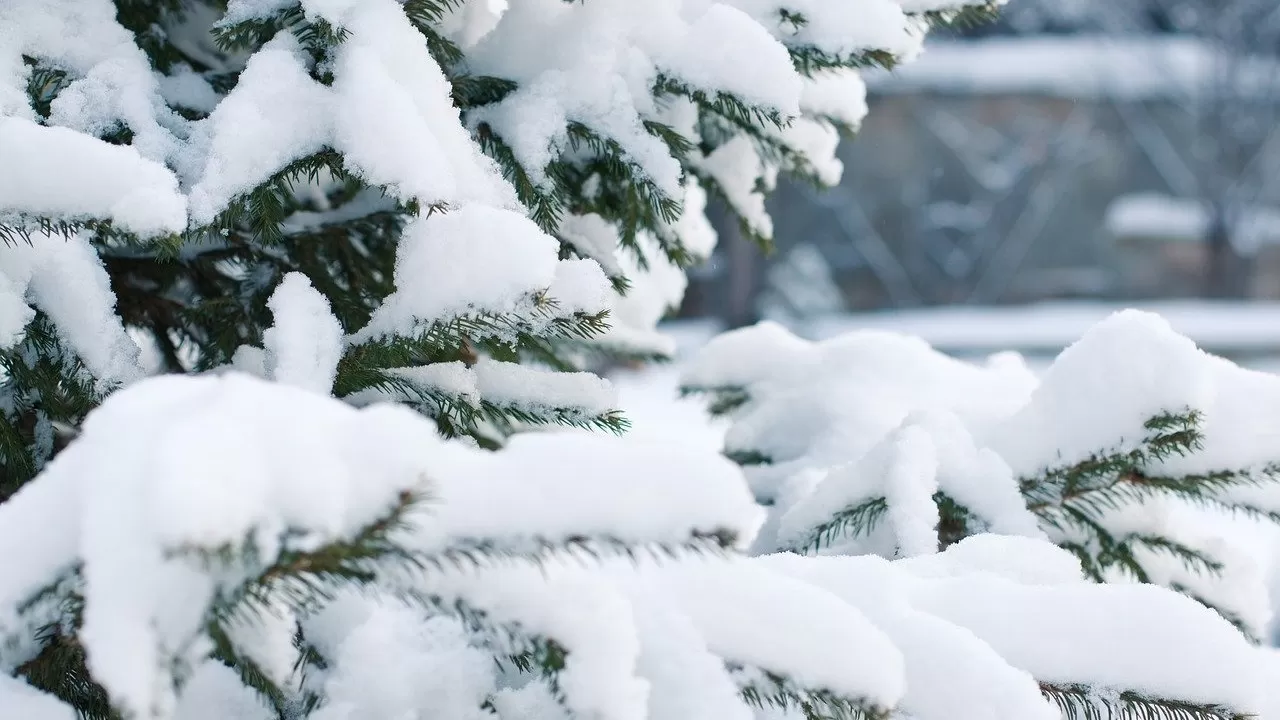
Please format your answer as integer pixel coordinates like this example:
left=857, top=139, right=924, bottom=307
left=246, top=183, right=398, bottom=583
left=683, top=310, right=1280, bottom=647
left=0, top=0, right=1001, bottom=491
left=4, top=2, right=1270, bottom=720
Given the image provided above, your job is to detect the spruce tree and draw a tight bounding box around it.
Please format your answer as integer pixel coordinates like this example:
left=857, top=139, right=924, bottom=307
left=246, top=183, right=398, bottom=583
left=3, top=2, right=1271, bottom=720
left=683, top=310, right=1280, bottom=646
left=0, top=0, right=1002, bottom=491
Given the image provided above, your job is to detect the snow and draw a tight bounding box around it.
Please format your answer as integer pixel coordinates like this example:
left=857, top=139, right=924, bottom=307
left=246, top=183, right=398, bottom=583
left=559, top=213, right=627, bottom=278
left=12, top=0, right=1279, bottom=717
left=0, top=231, right=146, bottom=388
left=386, top=361, right=479, bottom=402
left=0, top=0, right=178, bottom=162
left=6, top=351, right=1279, bottom=718
left=800, top=70, right=869, bottom=130
left=1106, top=192, right=1280, bottom=253
left=473, top=359, right=617, bottom=418
left=694, top=135, right=774, bottom=240
left=172, top=662, right=273, bottom=720
left=915, top=577, right=1262, bottom=708
left=548, top=258, right=615, bottom=316
left=219, top=0, right=297, bottom=25
left=186, top=36, right=332, bottom=224
left=463, top=0, right=805, bottom=198
left=0, top=117, right=186, bottom=237
left=683, top=321, right=1036, bottom=504
left=404, top=429, right=764, bottom=554
left=0, top=675, right=75, bottom=720
left=304, top=595, right=494, bottom=720
left=657, top=3, right=802, bottom=117
left=642, top=555, right=906, bottom=709
left=989, top=310, right=1214, bottom=475
left=329, top=0, right=519, bottom=210
left=680, top=309, right=1280, bottom=645
left=724, top=0, right=922, bottom=60
left=157, top=66, right=220, bottom=114
left=351, top=205, right=607, bottom=343
left=193, top=0, right=522, bottom=223
left=0, top=373, right=433, bottom=717
left=262, top=272, right=344, bottom=395
left=759, top=533, right=1265, bottom=719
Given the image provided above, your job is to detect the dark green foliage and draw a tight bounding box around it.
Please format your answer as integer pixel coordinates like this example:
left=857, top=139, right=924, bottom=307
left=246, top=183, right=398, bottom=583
left=18, top=593, right=118, bottom=720
left=0, top=315, right=104, bottom=493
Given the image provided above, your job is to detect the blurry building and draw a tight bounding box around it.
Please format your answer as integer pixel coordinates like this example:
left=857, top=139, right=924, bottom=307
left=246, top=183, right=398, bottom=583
left=682, top=28, right=1280, bottom=323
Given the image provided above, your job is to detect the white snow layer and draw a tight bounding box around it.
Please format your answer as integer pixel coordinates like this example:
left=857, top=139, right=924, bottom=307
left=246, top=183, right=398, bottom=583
left=684, top=310, right=1280, bottom=641
left=0, top=333, right=1272, bottom=718
left=0, top=372, right=761, bottom=718
left=263, top=272, right=344, bottom=395
left=350, top=204, right=611, bottom=344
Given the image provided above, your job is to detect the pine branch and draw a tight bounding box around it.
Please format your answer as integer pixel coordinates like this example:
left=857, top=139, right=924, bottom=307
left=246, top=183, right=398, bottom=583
left=402, top=0, right=468, bottom=68
left=15, top=589, right=118, bottom=720
left=1040, top=682, right=1250, bottom=720
left=22, top=58, right=70, bottom=118
left=180, top=490, right=426, bottom=623
left=451, top=75, right=519, bottom=109
left=771, top=11, right=900, bottom=74
left=724, top=449, right=773, bottom=466
left=914, top=2, right=1005, bottom=31
left=0, top=314, right=106, bottom=492
left=418, top=530, right=737, bottom=574
left=656, top=75, right=789, bottom=132
left=212, top=5, right=348, bottom=55
left=479, top=399, right=630, bottom=437
left=733, top=664, right=890, bottom=720
left=205, top=620, right=291, bottom=717
left=197, top=149, right=357, bottom=245
left=17, top=624, right=117, bottom=720
left=336, top=304, right=614, bottom=403
left=1168, top=584, right=1262, bottom=644
left=787, top=497, right=889, bottom=554
left=397, top=591, right=578, bottom=718
left=936, top=491, right=982, bottom=549
left=688, top=167, right=775, bottom=250
left=680, top=385, right=752, bottom=416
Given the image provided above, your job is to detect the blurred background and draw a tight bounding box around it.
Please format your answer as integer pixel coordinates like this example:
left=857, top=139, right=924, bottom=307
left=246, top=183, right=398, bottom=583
left=672, top=0, right=1280, bottom=367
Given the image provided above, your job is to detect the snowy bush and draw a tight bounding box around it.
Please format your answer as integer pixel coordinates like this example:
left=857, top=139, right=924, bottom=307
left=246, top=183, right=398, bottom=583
left=8, top=0, right=1267, bottom=719
left=683, top=310, right=1280, bottom=647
